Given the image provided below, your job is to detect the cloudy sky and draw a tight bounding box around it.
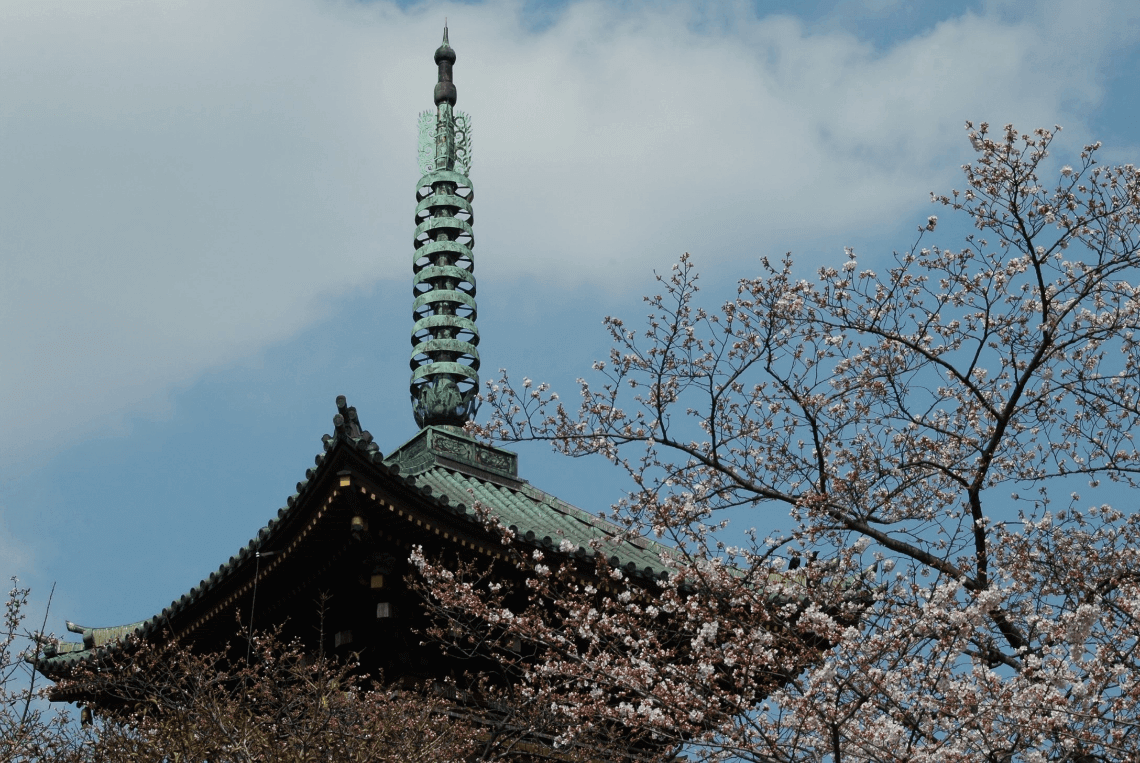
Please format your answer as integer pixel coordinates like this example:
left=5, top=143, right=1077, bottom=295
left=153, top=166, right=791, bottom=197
left=3, top=0, right=1139, bottom=631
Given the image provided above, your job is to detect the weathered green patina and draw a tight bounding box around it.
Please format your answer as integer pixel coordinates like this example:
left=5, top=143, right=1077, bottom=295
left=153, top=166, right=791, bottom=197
left=411, top=25, right=480, bottom=429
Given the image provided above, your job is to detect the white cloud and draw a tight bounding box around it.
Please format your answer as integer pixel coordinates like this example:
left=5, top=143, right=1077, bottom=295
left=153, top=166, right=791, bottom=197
left=1, top=0, right=1137, bottom=471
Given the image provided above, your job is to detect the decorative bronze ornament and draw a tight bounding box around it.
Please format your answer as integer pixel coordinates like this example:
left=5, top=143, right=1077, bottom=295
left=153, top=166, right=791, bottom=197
left=411, top=25, right=480, bottom=430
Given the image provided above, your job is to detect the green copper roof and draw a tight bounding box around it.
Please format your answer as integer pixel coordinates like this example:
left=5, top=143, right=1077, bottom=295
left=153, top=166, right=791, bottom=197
left=39, top=621, right=151, bottom=668
left=417, top=466, right=672, bottom=574
left=387, top=424, right=673, bottom=574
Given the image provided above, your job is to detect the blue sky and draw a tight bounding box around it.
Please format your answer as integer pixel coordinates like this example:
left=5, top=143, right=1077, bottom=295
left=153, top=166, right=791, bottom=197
left=3, top=0, right=1139, bottom=634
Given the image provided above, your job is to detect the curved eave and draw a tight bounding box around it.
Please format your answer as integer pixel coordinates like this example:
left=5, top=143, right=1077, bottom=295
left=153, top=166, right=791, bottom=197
left=36, top=428, right=380, bottom=681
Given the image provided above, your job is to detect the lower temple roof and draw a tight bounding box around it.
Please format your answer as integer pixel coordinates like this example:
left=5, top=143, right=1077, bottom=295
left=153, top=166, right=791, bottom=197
left=35, top=397, right=675, bottom=677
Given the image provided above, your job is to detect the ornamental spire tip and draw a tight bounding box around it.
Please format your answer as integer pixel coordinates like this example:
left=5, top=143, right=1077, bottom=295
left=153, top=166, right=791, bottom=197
left=433, top=23, right=457, bottom=106
left=411, top=30, right=480, bottom=430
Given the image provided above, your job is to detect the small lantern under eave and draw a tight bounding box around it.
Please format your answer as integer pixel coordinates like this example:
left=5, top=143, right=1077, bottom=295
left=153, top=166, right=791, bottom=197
left=351, top=515, right=368, bottom=535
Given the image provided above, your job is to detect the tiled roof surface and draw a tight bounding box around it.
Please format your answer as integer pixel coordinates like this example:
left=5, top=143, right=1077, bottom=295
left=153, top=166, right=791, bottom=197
left=417, top=466, right=672, bottom=576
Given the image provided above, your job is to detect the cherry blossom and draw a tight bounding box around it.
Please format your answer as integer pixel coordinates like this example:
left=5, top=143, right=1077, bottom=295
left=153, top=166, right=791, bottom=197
left=414, top=124, right=1140, bottom=761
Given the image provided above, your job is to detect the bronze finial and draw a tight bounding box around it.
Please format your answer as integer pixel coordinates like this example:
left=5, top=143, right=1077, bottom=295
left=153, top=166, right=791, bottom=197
left=411, top=29, right=480, bottom=430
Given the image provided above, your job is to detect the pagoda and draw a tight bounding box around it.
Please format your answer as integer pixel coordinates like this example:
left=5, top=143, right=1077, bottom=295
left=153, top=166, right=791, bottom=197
left=35, top=26, right=672, bottom=701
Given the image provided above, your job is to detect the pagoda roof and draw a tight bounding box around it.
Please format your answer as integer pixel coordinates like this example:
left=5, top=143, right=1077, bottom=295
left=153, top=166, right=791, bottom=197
left=415, top=465, right=667, bottom=569
left=35, top=398, right=674, bottom=679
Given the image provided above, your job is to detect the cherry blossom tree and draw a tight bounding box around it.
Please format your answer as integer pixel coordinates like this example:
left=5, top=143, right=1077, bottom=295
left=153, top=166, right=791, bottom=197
left=54, top=627, right=484, bottom=763
left=63, top=623, right=621, bottom=763
left=3, top=581, right=576, bottom=762
left=1, top=579, right=77, bottom=763
left=414, top=124, right=1140, bottom=761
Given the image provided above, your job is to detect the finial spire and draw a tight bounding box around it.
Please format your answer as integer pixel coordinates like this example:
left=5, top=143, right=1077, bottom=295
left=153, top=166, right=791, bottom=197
left=411, top=29, right=480, bottom=431
left=434, top=23, right=457, bottom=107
